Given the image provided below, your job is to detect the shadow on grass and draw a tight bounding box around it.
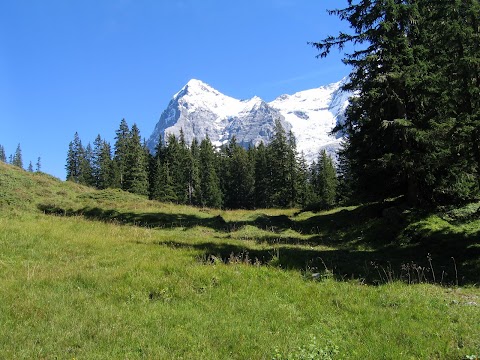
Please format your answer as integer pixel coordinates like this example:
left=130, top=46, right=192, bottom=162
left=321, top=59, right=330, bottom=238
left=38, top=202, right=401, bottom=249
left=38, top=204, right=229, bottom=230
left=37, top=201, right=394, bottom=240
left=152, top=236, right=479, bottom=285
left=38, top=202, right=480, bottom=285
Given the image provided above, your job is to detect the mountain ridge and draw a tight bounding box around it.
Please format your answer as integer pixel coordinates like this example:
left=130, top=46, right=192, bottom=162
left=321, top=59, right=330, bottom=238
left=146, top=79, right=350, bottom=161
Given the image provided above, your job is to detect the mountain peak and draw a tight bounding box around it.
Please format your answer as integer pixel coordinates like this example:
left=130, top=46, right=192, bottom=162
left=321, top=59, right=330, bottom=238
left=172, top=79, right=215, bottom=99
left=185, top=78, right=211, bottom=89
left=148, top=78, right=351, bottom=163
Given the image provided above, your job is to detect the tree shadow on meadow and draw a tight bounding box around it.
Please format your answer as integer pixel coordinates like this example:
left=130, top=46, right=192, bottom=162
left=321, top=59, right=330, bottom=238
left=149, top=235, right=479, bottom=285
left=38, top=204, right=230, bottom=230
left=38, top=202, right=480, bottom=285
left=38, top=201, right=402, bottom=250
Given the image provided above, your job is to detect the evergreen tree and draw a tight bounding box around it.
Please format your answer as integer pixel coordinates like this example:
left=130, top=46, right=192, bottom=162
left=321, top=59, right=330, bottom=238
left=199, top=137, right=222, bottom=208
left=312, top=0, right=480, bottom=205
left=296, top=152, right=313, bottom=208
left=177, top=131, right=189, bottom=203
left=66, top=141, right=77, bottom=181
left=149, top=134, right=165, bottom=201
left=92, top=135, right=114, bottom=189
left=149, top=157, right=163, bottom=201
left=101, top=141, right=115, bottom=188
left=286, top=130, right=298, bottom=207
left=92, top=135, right=103, bottom=188
left=159, top=160, right=178, bottom=202
left=218, top=145, right=230, bottom=206
left=113, top=119, right=130, bottom=189
left=222, top=137, right=255, bottom=209
left=27, top=161, right=33, bottom=172
left=124, top=124, right=149, bottom=195
left=0, top=145, right=5, bottom=162
left=35, top=157, right=41, bottom=172
left=65, top=134, right=94, bottom=186
left=266, top=119, right=291, bottom=207
left=419, top=0, right=480, bottom=203
left=178, top=130, right=196, bottom=204
left=335, top=141, right=354, bottom=204
left=66, top=133, right=84, bottom=182
left=254, top=142, right=269, bottom=208
left=79, top=143, right=95, bottom=186
left=188, top=138, right=202, bottom=205
left=12, top=144, right=23, bottom=168
left=150, top=149, right=177, bottom=203
left=244, top=145, right=257, bottom=209
left=315, top=150, right=338, bottom=209
left=164, top=133, right=189, bottom=203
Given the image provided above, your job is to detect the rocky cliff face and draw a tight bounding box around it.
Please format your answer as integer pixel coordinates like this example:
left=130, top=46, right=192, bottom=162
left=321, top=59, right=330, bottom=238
left=146, top=78, right=350, bottom=162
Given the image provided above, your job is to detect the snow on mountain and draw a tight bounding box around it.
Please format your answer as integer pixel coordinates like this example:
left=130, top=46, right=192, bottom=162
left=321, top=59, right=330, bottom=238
left=146, top=78, right=350, bottom=162
left=269, top=78, right=349, bottom=161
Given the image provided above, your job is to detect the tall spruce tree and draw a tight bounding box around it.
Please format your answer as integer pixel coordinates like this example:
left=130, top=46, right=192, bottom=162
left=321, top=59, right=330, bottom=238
left=296, top=152, right=313, bottom=208
left=160, top=161, right=178, bottom=202
left=66, top=132, right=84, bottom=182
left=35, top=157, right=41, bottom=172
left=150, top=155, right=177, bottom=203
left=149, top=157, right=163, bottom=201
left=199, top=137, right=222, bottom=208
left=335, top=140, right=354, bottom=204
left=164, top=132, right=190, bottom=203
left=316, top=0, right=418, bottom=202
left=266, top=119, right=292, bottom=207
left=92, top=135, right=114, bottom=189
left=244, top=145, right=256, bottom=209
left=222, top=137, right=255, bottom=209
left=254, top=142, right=269, bottom=208
left=124, top=124, right=149, bottom=195
left=113, top=119, right=130, bottom=189
left=188, top=138, right=202, bottom=205
left=102, top=141, right=115, bottom=188
left=92, top=135, right=103, bottom=188
left=312, top=0, right=480, bottom=205
left=149, top=134, right=166, bottom=201
left=419, top=0, right=480, bottom=203
left=79, top=143, right=95, bottom=187
left=66, top=140, right=77, bottom=181
left=0, top=145, right=6, bottom=162
left=286, top=130, right=298, bottom=207
left=178, top=130, right=196, bottom=205
left=315, top=150, right=338, bottom=209
left=12, top=144, right=23, bottom=169
left=177, top=131, right=190, bottom=203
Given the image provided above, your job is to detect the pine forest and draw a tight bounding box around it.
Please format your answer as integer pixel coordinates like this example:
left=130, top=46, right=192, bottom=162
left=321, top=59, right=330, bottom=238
left=65, top=119, right=338, bottom=210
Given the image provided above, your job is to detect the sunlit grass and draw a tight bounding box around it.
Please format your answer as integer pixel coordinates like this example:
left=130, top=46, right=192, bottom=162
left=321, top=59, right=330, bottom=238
left=1, top=161, right=479, bottom=358
left=0, top=212, right=478, bottom=359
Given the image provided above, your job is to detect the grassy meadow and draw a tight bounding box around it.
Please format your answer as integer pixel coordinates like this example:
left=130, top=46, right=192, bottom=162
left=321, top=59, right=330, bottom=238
left=1, top=161, right=479, bottom=359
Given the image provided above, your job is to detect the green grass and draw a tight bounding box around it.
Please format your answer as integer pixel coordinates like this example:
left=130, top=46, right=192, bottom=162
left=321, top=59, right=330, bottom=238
left=1, top=162, right=479, bottom=359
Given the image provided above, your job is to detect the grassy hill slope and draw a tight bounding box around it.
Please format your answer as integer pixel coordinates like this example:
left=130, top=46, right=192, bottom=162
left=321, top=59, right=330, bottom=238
left=1, top=162, right=479, bottom=359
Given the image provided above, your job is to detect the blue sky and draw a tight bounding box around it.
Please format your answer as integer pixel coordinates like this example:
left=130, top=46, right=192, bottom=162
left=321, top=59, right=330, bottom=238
left=1, top=0, right=351, bottom=179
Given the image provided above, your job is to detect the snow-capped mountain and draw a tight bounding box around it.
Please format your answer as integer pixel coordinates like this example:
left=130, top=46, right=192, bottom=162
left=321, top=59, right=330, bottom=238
left=269, top=79, right=350, bottom=160
left=146, top=78, right=350, bottom=162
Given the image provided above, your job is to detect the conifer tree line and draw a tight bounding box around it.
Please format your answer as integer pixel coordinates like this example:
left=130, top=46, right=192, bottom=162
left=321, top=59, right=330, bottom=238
left=313, top=0, right=480, bottom=206
left=0, top=143, right=41, bottom=172
left=65, top=118, right=338, bottom=209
